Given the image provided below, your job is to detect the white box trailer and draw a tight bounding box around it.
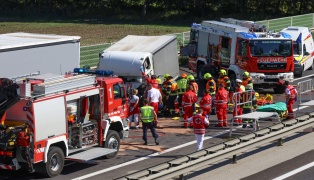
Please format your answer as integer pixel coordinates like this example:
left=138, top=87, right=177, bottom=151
left=0, top=32, right=80, bottom=78
left=98, top=35, right=179, bottom=88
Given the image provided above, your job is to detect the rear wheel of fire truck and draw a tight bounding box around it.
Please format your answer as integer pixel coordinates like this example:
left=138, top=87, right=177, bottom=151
left=273, top=85, right=286, bottom=94
left=197, top=63, right=206, bottom=80
left=36, top=147, right=64, bottom=177
left=104, top=130, right=120, bottom=159
left=229, top=73, right=236, bottom=92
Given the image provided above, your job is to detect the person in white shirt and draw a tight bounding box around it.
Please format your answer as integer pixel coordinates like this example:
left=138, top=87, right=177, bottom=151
left=147, top=83, right=162, bottom=116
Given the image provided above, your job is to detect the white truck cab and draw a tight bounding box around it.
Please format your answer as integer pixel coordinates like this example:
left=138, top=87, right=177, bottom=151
left=281, top=27, right=314, bottom=77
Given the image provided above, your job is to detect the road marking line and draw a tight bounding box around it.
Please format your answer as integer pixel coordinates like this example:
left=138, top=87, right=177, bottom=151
left=273, top=161, right=314, bottom=180
left=72, top=130, right=232, bottom=180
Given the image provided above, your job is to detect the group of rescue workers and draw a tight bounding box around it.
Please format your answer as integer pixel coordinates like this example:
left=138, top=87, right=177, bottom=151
left=128, top=67, right=298, bottom=148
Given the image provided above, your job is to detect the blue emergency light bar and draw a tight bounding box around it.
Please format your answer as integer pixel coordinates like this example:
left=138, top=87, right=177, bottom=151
left=73, top=68, right=114, bottom=76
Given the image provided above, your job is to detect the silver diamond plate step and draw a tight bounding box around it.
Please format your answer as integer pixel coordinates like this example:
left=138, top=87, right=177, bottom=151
left=66, top=147, right=116, bottom=162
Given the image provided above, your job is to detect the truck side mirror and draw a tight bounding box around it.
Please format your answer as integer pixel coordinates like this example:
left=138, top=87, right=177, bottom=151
left=304, top=51, right=310, bottom=56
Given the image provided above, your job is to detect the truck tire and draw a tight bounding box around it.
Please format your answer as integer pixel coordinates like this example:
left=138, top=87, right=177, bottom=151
left=229, top=73, right=236, bottom=92
left=273, top=85, right=285, bottom=94
left=295, top=65, right=303, bottom=77
left=36, top=146, right=64, bottom=177
left=197, top=63, right=205, bottom=80
left=104, top=130, right=120, bottom=159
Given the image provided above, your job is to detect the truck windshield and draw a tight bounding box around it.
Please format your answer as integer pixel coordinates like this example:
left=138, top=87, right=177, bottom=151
left=250, top=40, right=292, bottom=57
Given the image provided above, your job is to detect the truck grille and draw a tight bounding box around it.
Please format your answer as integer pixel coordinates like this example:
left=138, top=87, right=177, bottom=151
left=258, top=63, right=286, bottom=70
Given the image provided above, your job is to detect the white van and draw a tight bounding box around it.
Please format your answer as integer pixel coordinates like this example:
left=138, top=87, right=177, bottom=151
left=281, top=27, right=314, bottom=77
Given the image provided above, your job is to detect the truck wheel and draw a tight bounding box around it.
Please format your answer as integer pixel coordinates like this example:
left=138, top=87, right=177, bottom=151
left=295, top=65, right=304, bottom=77
left=104, top=130, right=120, bottom=159
left=37, top=147, right=64, bottom=177
left=229, top=73, right=236, bottom=92
left=273, top=85, right=285, bottom=94
left=197, top=63, right=205, bottom=80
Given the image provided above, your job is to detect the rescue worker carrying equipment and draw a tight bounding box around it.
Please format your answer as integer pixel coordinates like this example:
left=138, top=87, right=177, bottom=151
left=214, top=83, right=229, bottom=127
left=182, top=85, right=198, bottom=128
left=176, top=73, right=188, bottom=113
left=204, top=73, right=216, bottom=115
left=284, top=81, right=297, bottom=119
left=217, top=69, right=230, bottom=91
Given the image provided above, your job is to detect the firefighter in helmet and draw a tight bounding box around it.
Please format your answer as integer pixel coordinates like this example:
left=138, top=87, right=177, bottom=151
left=214, top=83, right=229, bottom=127
left=163, top=74, right=178, bottom=117
left=242, top=71, right=253, bottom=90
left=217, top=69, right=230, bottom=91
left=176, top=73, right=188, bottom=113
left=187, top=74, right=198, bottom=114
left=204, top=73, right=216, bottom=115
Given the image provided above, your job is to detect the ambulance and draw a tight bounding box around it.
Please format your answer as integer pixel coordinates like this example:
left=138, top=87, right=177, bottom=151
left=281, top=27, right=314, bottom=77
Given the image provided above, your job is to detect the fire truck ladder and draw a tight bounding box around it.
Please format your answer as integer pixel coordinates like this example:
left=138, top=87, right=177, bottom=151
left=31, top=74, right=96, bottom=96
left=221, top=18, right=266, bottom=31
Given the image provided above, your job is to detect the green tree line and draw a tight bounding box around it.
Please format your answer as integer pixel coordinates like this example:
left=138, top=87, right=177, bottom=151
left=0, top=0, right=313, bottom=21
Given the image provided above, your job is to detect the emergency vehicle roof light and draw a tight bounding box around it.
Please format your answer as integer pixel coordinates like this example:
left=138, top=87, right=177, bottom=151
left=73, top=68, right=114, bottom=76
left=74, top=68, right=89, bottom=73
left=240, top=32, right=258, bottom=39
left=280, top=32, right=292, bottom=38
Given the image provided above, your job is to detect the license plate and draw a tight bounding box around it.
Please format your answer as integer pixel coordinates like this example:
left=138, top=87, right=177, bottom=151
left=265, top=75, right=278, bottom=78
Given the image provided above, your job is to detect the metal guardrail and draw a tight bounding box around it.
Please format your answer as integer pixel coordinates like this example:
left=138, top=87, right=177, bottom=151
left=116, top=114, right=314, bottom=180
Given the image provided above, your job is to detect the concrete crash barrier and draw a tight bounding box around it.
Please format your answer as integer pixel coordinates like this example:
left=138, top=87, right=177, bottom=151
left=187, top=150, right=208, bottom=160
left=168, top=156, right=190, bottom=167
left=309, top=112, right=314, bottom=118
left=204, top=144, right=226, bottom=154
left=125, top=170, right=150, bottom=180
left=296, top=115, right=310, bottom=122
left=148, top=163, right=171, bottom=174
left=268, top=123, right=285, bottom=131
left=224, top=139, right=241, bottom=147
left=282, top=119, right=298, bottom=127
left=239, top=133, right=257, bottom=142
left=254, top=128, right=271, bottom=136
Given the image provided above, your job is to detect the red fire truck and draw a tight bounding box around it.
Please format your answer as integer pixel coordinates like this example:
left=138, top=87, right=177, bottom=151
left=185, top=18, right=294, bottom=93
left=0, top=69, right=129, bottom=177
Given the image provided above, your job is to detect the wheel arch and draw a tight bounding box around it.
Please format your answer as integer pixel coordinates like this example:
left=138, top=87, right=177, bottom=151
left=44, top=136, right=68, bottom=163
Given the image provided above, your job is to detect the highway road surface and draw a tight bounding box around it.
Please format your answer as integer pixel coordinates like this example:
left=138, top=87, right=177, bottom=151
left=1, top=67, right=314, bottom=180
